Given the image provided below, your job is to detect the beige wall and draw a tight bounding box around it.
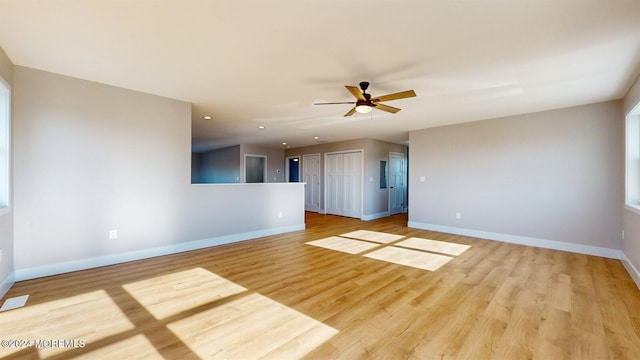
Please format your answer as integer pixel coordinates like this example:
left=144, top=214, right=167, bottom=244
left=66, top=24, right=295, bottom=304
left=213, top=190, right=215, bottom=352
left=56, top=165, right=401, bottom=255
left=197, top=145, right=241, bottom=183
left=195, top=144, right=286, bottom=184
left=0, top=46, right=13, bottom=297
left=408, top=101, right=624, bottom=250
left=12, top=66, right=304, bottom=279
left=240, top=144, right=285, bottom=183
left=364, top=139, right=408, bottom=215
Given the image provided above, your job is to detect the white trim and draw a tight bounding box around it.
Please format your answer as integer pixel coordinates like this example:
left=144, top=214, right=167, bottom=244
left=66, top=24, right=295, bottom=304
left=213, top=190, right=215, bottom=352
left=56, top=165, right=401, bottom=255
left=407, top=221, right=622, bottom=259
left=388, top=152, right=405, bottom=216
left=15, top=224, right=305, bottom=281
left=362, top=211, right=389, bottom=221
left=0, top=271, right=14, bottom=299
left=285, top=155, right=301, bottom=183
left=302, top=153, right=321, bottom=213
left=244, top=153, right=267, bottom=183
left=621, top=251, right=640, bottom=290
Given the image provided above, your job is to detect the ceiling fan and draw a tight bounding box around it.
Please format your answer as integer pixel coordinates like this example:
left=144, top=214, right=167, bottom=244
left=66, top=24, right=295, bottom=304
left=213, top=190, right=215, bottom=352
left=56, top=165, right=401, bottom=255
left=314, top=81, right=416, bottom=117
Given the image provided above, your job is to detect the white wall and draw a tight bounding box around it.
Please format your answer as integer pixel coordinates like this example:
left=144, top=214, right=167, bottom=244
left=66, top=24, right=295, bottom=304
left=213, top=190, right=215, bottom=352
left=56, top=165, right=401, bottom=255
left=0, top=46, right=13, bottom=298
left=623, top=73, right=640, bottom=287
left=12, top=66, right=304, bottom=280
left=408, top=101, right=624, bottom=257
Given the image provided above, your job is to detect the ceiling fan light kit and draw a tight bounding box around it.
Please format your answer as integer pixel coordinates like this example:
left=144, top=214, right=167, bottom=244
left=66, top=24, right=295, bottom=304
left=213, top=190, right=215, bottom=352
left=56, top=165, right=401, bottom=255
left=355, top=101, right=373, bottom=113
left=314, top=81, right=416, bottom=117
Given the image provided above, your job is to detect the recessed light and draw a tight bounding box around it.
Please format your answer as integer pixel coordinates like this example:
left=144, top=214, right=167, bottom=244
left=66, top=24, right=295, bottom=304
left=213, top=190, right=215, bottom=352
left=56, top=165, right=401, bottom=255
left=258, top=125, right=265, bottom=129
left=313, top=136, right=319, bottom=140
left=202, top=115, right=212, bottom=120
left=282, top=142, right=287, bottom=146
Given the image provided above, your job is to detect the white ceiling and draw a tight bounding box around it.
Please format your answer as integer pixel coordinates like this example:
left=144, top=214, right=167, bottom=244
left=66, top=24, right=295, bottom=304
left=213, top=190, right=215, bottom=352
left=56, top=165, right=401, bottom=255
left=1, top=0, right=639, bottom=152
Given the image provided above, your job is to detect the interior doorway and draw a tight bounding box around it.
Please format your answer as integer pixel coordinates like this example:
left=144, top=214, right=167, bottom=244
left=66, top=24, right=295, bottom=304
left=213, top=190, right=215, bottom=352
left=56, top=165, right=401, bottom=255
left=244, top=154, right=266, bottom=183
left=286, top=156, right=300, bottom=182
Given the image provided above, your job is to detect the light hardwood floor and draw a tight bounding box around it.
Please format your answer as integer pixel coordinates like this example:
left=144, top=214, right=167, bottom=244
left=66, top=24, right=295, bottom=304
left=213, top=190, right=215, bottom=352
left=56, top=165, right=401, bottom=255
left=1, top=212, right=640, bottom=359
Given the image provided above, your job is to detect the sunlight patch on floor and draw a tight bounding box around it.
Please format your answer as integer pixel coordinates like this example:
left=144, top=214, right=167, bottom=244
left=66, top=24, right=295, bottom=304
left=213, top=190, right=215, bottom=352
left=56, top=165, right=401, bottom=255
left=306, top=236, right=380, bottom=254
left=306, top=230, right=470, bottom=272
left=340, top=230, right=405, bottom=243
left=0, top=294, right=29, bottom=312
left=123, top=267, right=247, bottom=320
left=365, top=246, right=454, bottom=271
left=167, top=292, right=339, bottom=359
left=0, top=290, right=135, bottom=358
left=1, top=268, right=338, bottom=359
left=395, top=237, right=471, bottom=256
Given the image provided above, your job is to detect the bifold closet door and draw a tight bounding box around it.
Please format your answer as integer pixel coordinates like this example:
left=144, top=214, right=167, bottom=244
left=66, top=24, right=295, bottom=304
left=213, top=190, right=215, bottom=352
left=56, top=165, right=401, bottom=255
left=326, top=151, right=362, bottom=218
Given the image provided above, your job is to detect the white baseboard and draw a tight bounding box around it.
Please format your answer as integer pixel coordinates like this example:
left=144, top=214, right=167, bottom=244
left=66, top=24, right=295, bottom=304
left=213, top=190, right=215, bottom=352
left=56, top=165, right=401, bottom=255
left=15, top=224, right=305, bottom=282
left=362, top=212, right=390, bottom=221
left=407, top=221, right=622, bottom=259
left=0, top=271, right=15, bottom=300
left=621, top=252, right=640, bottom=290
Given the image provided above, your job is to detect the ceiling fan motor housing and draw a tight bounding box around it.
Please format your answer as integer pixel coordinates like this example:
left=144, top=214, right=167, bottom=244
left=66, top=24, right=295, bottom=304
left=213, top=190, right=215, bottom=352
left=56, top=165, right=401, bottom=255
left=356, top=99, right=375, bottom=107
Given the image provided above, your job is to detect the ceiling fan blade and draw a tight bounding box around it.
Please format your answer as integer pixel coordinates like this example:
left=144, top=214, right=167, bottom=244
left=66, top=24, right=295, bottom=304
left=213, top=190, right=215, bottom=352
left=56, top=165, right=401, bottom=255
left=313, top=101, right=356, bottom=105
left=374, top=103, right=401, bottom=114
left=346, top=86, right=365, bottom=100
left=372, top=89, right=416, bottom=102
left=344, top=106, right=357, bottom=117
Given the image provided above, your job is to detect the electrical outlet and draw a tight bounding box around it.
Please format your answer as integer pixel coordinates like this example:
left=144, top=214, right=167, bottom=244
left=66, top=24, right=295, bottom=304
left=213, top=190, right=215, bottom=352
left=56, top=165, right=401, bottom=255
left=109, top=230, right=118, bottom=239
left=455, top=212, right=461, bottom=220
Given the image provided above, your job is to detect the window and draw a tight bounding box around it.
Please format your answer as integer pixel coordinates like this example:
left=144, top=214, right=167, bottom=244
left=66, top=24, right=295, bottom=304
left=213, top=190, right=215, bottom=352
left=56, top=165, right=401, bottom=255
left=0, top=77, right=9, bottom=214
left=626, top=102, right=640, bottom=213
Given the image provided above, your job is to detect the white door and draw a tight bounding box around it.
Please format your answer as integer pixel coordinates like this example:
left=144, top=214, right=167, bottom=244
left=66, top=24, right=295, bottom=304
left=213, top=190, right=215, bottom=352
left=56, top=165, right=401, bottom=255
left=342, top=152, right=362, bottom=218
left=303, top=154, right=320, bottom=212
left=389, top=152, right=404, bottom=215
left=326, top=151, right=362, bottom=218
left=326, top=153, right=343, bottom=215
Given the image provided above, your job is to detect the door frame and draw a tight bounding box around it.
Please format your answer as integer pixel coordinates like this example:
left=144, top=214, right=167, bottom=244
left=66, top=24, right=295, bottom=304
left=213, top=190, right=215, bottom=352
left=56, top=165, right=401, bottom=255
left=302, top=153, right=321, bottom=212
left=244, top=154, right=267, bottom=183
left=388, top=152, right=406, bottom=215
left=285, top=155, right=301, bottom=182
